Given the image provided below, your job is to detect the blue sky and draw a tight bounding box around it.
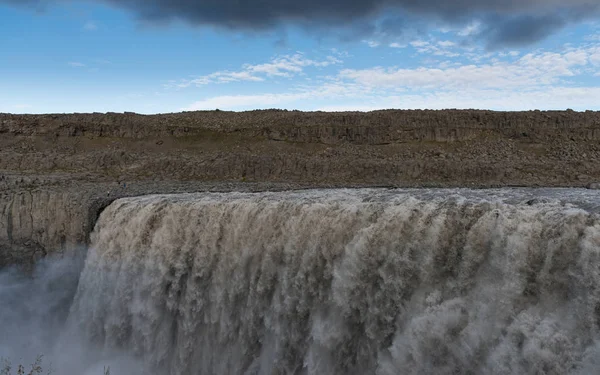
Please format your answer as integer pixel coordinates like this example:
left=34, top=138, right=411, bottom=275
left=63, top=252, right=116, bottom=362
left=2, top=1, right=600, bottom=113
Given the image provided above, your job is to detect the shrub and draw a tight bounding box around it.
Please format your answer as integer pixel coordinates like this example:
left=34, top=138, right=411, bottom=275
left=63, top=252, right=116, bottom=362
left=1, top=357, right=110, bottom=375
left=1, top=356, right=46, bottom=375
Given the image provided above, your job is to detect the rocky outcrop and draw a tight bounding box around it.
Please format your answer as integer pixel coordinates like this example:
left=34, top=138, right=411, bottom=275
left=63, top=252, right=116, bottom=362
left=2, top=110, right=600, bottom=186
left=0, top=179, right=312, bottom=267
left=3, top=109, right=600, bottom=143
left=0, top=190, right=92, bottom=266
left=2, top=109, right=600, bottom=266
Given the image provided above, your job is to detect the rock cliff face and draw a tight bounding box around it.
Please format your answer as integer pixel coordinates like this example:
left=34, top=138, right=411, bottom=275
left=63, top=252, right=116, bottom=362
left=0, top=179, right=305, bottom=267
left=1, top=109, right=600, bottom=265
left=3, top=109, right=600, bottom=142
left=0, top=190, right=91, bottom=265
left=3, top=109, right=600, bottom=186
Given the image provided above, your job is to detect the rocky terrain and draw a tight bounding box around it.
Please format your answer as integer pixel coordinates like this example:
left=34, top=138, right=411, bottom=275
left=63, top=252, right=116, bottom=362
left=2, top=108, right=600, bottom=265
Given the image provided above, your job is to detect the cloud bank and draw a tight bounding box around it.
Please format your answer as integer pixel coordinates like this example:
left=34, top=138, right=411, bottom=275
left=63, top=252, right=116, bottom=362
left=181, top=45, right=600, bottom=112
left=3, top=0, right=600, bottom=48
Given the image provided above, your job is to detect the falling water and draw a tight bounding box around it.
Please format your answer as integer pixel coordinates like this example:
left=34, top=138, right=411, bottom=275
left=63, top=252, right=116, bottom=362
left=59, top=189, right=600, bottom=374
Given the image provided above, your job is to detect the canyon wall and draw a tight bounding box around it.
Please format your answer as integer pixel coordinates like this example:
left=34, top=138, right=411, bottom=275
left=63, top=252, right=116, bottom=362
left=0, top=187, right=102, bottom=266
left=2, top=109, right=600, bottom=186
left=1, top=109, right=600, bottom=265
left=3, top=109, right=600, bottom=143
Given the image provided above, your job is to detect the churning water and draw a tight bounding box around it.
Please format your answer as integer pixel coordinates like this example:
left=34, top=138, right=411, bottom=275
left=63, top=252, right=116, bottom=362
left=2, top=188, right=600, bottom=374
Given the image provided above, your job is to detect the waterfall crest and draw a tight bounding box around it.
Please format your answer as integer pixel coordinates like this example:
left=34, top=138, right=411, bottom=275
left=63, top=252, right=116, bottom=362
left=67, top=189, right=600, bottom=374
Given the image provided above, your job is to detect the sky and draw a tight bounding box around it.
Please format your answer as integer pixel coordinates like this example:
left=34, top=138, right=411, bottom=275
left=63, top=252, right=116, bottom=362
left=2, top=0, right=600, bottom=113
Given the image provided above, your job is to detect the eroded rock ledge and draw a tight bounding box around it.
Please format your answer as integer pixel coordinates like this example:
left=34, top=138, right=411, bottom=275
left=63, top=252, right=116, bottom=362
left=1, top=109, right=600, bottom=265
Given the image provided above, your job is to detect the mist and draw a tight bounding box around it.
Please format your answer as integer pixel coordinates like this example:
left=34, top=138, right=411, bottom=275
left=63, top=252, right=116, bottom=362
left=2, top=189, right=600, bottom=374
left=0, top=250, right=144, bottom=375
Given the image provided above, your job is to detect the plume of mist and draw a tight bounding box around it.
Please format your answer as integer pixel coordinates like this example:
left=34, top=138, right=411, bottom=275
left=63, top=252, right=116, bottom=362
left=0, top=249, right=143, bottom=375
left=2, top=188, right=600, bottom=374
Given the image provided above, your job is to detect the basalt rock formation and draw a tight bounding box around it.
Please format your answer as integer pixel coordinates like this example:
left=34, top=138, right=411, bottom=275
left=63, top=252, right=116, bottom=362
left=1, top=109, right=600, bottom=266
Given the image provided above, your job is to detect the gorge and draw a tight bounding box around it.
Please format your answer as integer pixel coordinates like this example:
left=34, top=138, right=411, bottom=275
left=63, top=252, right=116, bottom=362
left=2, top=110, right=600, bottom=374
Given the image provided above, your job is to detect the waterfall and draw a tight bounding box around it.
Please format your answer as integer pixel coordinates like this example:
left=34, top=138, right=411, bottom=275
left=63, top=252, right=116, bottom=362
left=62, top=189, right=600, bottom=374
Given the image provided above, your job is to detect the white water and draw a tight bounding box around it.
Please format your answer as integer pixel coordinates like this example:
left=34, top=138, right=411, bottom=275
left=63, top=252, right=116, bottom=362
left=3, top=189, right=600, bottom=374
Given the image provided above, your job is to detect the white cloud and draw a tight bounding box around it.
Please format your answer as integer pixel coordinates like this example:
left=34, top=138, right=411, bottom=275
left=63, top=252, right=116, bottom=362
left=182, top=81, right=363, bottom=110
left=585, top=33, right=600, bottom=42
left=169, top=53, right=341, bottom=89
left=499, top=50, right=521, bottom=58
left=364, top=40, right=380, bottom=48
left=329, top=48, right=350, bottom=58
left=180, top=44, right=600, bottom=112
left=184, top=93, right=294, bottom=110
left=183, top=81, right=600, bottom=112
left=176, top=38, right=600, bottom=113
left=317, top=87, right=600, bottom=112
left=410, top=40, right=429, bottom=48
left=437, top=40, right=455, bottom=47
left=182, top=71, right=265, bottom=87
left=458, top=21, right=481, bottom=37
left=409, top=39, right=459, bottom=57
left=83, top=21, right=98, bottom=31
left=340, top=48, right=593, bottom=90
left=246, top=54, right=340, bottom=76
left=68, top=62, right=86, bottom=67
left=389, top=42, right=406, bottom=48
left=588, top=47, right=600, bottom=65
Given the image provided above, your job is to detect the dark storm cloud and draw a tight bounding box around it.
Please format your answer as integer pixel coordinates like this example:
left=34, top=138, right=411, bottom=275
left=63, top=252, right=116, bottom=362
left=3, top=0, right=600, bottom=48
left=483, top=14, right=567, bottom=48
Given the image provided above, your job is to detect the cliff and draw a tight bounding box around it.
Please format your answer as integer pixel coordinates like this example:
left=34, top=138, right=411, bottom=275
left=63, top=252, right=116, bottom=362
left=1, top=109, right=600, bottom=265
left=2, top=109, right=600, bottom=186
left=0, top=189, right=91, bottom=265
left=0, top=179, right=307, bottom=266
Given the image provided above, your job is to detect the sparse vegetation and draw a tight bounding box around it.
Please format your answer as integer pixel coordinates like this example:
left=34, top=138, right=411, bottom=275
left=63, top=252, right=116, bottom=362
left=1, top=356, right=48, bottom=375
left=1, top=357, right=110, bottom=375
